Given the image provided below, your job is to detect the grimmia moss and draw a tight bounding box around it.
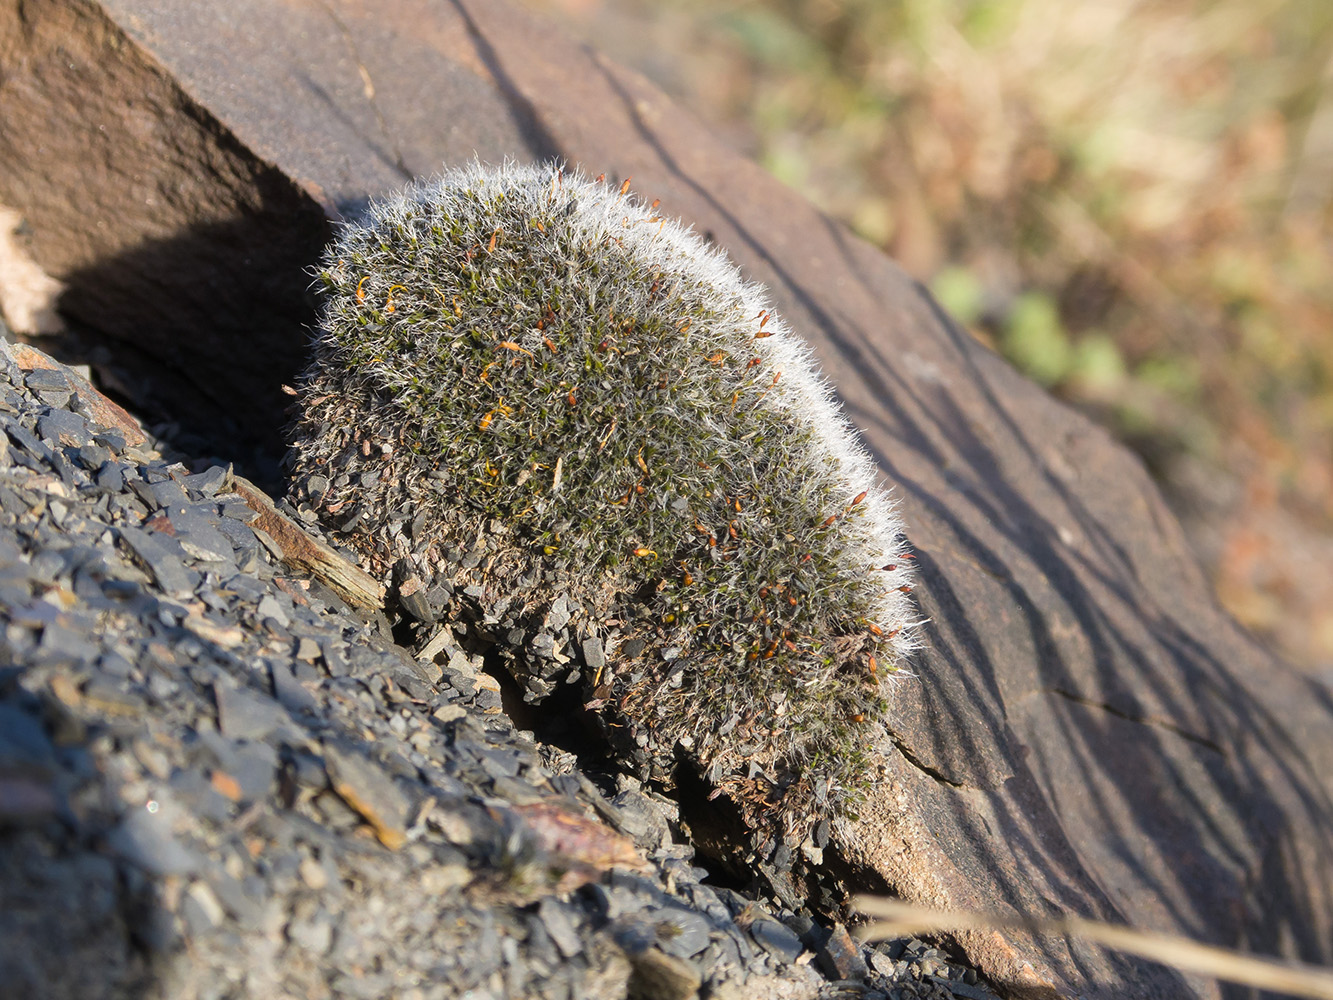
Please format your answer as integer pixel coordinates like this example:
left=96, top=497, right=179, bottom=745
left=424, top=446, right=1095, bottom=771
left=286, top=161, right=919, bottom=848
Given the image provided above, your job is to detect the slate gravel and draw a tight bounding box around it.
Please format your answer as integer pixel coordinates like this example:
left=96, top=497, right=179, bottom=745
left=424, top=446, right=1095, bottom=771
left=0, top=340, right=998, bottom=1000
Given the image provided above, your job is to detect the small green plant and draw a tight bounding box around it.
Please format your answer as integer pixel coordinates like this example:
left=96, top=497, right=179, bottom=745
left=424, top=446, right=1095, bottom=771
left=287, top=162, right=919, bottom=844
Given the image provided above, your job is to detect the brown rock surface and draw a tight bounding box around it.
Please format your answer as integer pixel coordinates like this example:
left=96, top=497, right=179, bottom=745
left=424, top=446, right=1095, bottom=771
left=2, top=1, right=1331, bottom=997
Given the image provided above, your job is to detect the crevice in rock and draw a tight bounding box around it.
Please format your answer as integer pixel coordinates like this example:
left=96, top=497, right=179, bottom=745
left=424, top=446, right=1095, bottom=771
left=883, top=726, right=967, bottom=788
left=1044, top=688, right=1225, bottom=754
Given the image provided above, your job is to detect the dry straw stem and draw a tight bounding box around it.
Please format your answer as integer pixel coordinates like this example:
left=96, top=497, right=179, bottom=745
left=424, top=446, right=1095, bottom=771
left=853, top=896, right=1333, bottom=1000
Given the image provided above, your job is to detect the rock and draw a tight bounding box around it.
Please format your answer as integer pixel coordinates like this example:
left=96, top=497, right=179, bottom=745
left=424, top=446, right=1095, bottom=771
left=1, top=3, right=1331, bottom=998
left=813, top=923, right=866, bottom=982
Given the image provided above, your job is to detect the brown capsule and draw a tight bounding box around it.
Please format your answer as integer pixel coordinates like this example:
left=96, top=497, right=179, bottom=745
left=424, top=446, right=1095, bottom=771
left=487, top=228, right=500, bottom=253
left=821, top=515, right=837, bottom=528
left=633, top=547, right=657, bottom=558
left=651, top=198, right=661, bottom=209
left=544, top=336, right=558, bottom=353
left=851, top=490, right=868, bottom=506
left=867, top=655, right=878, bottom=676
left=683, top=571, right=694, bottom=586
left=356, top=276, right=369, bottom=303
left=619, top=177, right=632, bottom=197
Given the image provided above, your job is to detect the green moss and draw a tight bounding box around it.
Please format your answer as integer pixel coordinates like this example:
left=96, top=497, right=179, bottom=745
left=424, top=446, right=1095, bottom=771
left=287, top=163, right=919, bottom=848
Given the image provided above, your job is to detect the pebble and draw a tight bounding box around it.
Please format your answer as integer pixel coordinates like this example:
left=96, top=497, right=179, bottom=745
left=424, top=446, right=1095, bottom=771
left=0, top=342, right=999, bottom=1000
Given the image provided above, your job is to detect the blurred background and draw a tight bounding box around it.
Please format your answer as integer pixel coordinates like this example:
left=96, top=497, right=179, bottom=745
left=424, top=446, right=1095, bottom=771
left=518, top=0, right=1333, bottom=680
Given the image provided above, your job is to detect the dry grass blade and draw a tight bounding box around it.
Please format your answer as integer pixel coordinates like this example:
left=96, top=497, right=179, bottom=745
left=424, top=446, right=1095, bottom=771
left=853, top=896, right=1333, bottom=1000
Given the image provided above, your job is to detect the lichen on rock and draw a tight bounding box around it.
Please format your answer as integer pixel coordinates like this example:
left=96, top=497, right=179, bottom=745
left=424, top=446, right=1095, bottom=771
left=286, top=161, right=920, bottom=841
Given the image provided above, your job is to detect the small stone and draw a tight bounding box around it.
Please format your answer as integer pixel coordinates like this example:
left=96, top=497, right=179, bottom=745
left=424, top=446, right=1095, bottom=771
left=148, top=478, right=190, bottom=509
left=0, top=773, right=60, bottom=824
left=610, top=788, right=671, bottom=849
left=180, top=881, right=226, bottom=937
left=287, top=897, right=335, bottom=955
left=582, top=634, right=605, bottom=671
left=813, top=817, right=831, bottom=849
left=537, top=897, right=583, bottom=959
left=118, top=525, right=195, bottom=596
left=433, top=704, right=465, bottom=723
left=749, top=917, right=803, bottom=963
left=167, top=507, right=234, bottom=563
left=0, top=704, right=56, bottom=766
left=322, top=742, right=411, bottom=849
left=23, top=367, right=70, bottom=392
left=214, top=683, right=290, bottom=741
left=182, top=465, right=229, bottom=497
left=398, top=577, right=434, bottom=623
left=816, top=922, right=868, bottom=981
left=92, top=427, right=127, bottom=452
left=37, top=408, right=91, bottom=447
left=651, top=908, right=712, bottom=960
left=271, top=659, right=318, bottom=715
left=108, top=799, right=200, bottom=876
left=299, top=855, right=329, bottom=890
left=255, top=593, right=290, bottom=627
left=37, top=622, right=101, bottom=665
left=94, top=460, right=126, bottom=493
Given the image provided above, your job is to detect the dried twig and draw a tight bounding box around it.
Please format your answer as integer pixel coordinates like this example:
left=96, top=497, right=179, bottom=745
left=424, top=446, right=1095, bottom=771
left=227, top=475, right=385, bottom=611
left=853, top=896, right=1333, bottom=1000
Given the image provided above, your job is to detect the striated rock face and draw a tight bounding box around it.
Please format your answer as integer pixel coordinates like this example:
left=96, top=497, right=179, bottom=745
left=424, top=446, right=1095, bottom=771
left=2, top=1, right=1332, bottom=997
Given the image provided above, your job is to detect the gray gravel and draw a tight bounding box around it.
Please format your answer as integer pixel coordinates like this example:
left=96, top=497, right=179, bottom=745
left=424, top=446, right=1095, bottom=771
left=0, top=338, right=998, bottom=1000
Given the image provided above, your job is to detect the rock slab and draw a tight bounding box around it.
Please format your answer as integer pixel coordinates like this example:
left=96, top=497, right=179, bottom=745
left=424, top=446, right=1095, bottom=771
left=3, top=1, right=1332, bottom=996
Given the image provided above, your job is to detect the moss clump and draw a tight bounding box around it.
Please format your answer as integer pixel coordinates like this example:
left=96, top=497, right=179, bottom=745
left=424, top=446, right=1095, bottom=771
left=287, top=161, right=919, bottom=847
